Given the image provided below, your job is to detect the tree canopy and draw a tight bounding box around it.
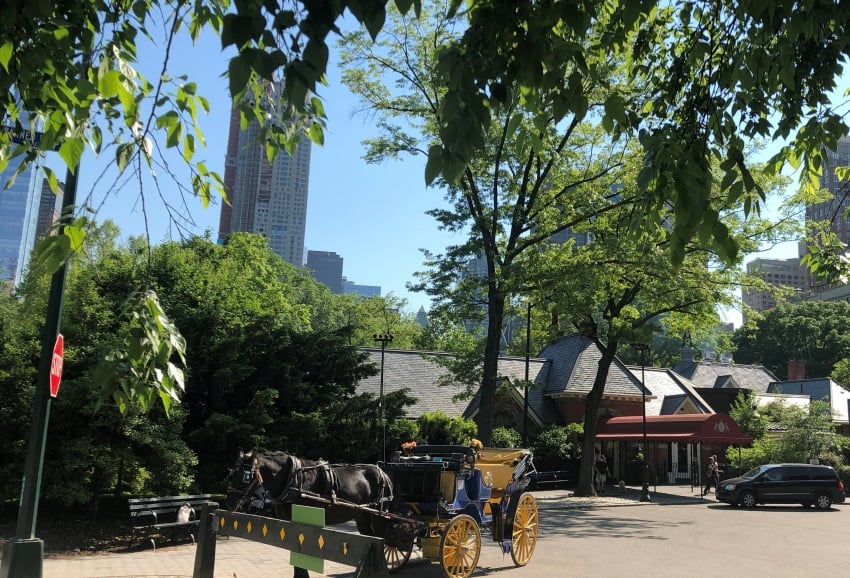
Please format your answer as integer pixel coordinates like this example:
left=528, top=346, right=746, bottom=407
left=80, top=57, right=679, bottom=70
left=733, top=300, right=850, bottom=380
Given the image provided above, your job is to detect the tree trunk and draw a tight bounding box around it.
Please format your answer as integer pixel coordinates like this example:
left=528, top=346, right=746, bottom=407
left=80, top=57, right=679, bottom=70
left=574, top=343, right=617, bottom=497
left=478, top=287, right=506, bottom=446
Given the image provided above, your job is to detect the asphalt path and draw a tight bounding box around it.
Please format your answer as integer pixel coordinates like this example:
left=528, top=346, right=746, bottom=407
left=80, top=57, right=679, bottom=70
left=38, top=490, right=848, bottom=577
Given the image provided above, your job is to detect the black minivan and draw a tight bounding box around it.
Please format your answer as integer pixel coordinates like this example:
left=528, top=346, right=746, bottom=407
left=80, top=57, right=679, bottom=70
left=716, top=463, right=845, bottom=509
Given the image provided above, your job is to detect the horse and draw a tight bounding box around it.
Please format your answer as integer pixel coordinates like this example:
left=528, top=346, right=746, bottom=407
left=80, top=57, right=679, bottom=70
left=225, top=449, right=394, bottom=577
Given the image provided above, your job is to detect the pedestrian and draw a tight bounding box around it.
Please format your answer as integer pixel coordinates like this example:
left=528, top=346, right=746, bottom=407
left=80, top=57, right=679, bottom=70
left=703, top=455, right=721, bottom=496
left=595, top=450, right=609, bottom=493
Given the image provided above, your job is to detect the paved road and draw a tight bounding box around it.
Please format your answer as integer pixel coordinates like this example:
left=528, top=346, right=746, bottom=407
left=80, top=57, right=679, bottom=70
left=29, top=485, right=849, bottom=577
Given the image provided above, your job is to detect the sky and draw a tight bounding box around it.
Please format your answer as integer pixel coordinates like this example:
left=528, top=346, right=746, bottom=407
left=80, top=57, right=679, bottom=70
left=40, top=14, right=846, bottom=327
left=45, top=22, right=454, bottom=315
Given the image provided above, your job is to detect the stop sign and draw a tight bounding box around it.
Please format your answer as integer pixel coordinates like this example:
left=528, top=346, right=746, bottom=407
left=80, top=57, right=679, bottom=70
left=49, top=334, right=64, bottom=397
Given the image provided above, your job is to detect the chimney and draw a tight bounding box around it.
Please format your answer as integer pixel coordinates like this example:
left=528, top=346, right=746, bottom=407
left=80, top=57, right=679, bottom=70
left=787, top=359, right=806, bottom=380
left=680, top=345, right=694, bottom=363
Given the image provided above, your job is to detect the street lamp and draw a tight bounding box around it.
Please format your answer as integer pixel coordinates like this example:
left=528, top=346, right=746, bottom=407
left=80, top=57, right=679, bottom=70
left=523, top=301, right=532, bottom=447
left=373, top=333, right=393, bottom=463
left=633, top=343, right=651, bottom=502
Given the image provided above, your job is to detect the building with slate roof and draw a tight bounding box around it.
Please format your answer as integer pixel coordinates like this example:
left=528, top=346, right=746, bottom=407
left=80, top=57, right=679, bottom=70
left=671, top=345, right=779, bottom=393
left=358, top=335, right=716, bottom=438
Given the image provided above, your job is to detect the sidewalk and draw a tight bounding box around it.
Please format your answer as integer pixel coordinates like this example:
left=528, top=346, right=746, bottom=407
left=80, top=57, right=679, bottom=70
left=34, top=484, right=710, bottom=578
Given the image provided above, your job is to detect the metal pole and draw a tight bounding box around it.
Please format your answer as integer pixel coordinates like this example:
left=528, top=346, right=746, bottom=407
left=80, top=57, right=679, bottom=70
left=635, top=343, right=651, bottom=503
left=1, top=163, right=78, bottom=578
left=373, top=333, right=393, bottom=463
left=523, top=301, right=531, bottom=447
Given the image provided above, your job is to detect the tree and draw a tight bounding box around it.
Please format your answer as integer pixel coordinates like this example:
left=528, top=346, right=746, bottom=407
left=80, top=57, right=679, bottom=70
left=732, top=400, right=847, bottom=471
left=6, top=0, right=849, bottom=420
left=340, top=1, right=640, bottom=444
left=733, top=301, right=850, bottom=379
left=728, top=391, right=768, bottom=441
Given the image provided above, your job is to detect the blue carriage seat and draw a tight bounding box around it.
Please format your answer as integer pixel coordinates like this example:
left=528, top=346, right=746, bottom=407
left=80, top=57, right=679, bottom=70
left=464, top=468, right=492, bottom=502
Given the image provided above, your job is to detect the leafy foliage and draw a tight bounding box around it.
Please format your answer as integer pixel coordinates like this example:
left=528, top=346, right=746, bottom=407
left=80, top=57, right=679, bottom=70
left=728, top=391, right=768, bottom=441
left=733, top=301, right=850, bottom=379
left=491, top=426, right=521, bottom=449
left=729, top=400, right=849, bottom=472
left=414, top=411, right=477, bottom=446
left=530, top=423, right=584, bottom=476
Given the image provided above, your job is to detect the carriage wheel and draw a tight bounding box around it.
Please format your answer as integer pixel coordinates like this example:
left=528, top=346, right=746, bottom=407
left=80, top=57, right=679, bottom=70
left=510, top=492, right=538, bottom=567
left=384, top=542, right=413, bottom=573
left=439, top=514, right=481, bottom=578
left=383, top=521, right=414, bottom=574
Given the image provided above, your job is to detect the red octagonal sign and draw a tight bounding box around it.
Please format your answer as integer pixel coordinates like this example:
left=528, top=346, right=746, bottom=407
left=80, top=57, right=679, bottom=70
left=49, top=334, right=64, bottom=398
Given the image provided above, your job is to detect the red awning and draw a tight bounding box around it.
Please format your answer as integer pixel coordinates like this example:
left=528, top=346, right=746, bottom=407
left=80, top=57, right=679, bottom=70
left=596, top=413, right=752, bottom=445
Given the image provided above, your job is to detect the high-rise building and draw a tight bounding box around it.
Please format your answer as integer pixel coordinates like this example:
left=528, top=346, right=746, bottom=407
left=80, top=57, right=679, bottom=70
left=307, top=250, right=344, bottom=294
left=811, top=137, right=850, bottom=242
left=34, top=177, right=63, bottom=241
left=741, top=255, right=808, bottom=322
left=218, top=85, right=312, bottom=266
left=342, top=278, right=381, bottom=297
left=0, top=156, right=42, bottom=287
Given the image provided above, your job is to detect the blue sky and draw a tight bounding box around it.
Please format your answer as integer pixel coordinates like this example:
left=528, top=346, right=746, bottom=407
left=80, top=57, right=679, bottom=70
left=44, top=23, right=455, bottom=315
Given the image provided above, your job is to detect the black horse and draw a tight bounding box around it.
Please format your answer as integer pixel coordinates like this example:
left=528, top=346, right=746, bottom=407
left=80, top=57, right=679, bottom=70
left=225, top=450, right=394, bottom=572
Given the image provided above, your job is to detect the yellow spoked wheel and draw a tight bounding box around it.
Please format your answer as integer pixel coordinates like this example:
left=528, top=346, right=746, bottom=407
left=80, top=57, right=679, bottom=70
left=384, top=543, right=412, bottom=573
left=510, top=492, right=539, bottom=567
left=439, top=515, right=481, bottom=578
left=382, top=521, right=414, bottom=573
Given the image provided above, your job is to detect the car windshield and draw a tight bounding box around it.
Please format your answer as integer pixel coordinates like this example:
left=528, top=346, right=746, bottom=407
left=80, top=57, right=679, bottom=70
left=741, top=466, right=769, bottom=479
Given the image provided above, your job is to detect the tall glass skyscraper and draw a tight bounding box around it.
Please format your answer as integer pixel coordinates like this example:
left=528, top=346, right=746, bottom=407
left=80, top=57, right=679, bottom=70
left=218, top=84, right=312, bottom=266
left=0, top=156, right=42, bottom=287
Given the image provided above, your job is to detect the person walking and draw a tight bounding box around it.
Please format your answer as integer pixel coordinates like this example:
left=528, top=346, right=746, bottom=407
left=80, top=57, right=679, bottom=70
left=595, top=450, right=609, bottom=493
left=703, top=455, right=721, bottom=496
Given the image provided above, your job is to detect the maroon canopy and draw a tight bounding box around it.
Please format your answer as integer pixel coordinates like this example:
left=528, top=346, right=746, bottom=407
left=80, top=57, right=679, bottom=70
left=596, top=413, right=752, bottom=445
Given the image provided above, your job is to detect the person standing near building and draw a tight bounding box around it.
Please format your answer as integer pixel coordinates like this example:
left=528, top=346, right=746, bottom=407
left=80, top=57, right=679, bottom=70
left=703, top=455, right=721, bottom=496
left=595, top=450, right=609, bottom=493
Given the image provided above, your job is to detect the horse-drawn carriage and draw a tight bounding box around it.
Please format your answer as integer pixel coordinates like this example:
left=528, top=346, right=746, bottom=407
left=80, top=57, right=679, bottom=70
left=225, top=444, right=539, bottom=578
left=378, top=444, right=539, bottom=578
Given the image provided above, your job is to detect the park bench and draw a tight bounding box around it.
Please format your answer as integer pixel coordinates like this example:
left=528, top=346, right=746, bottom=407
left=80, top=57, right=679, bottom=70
left=128, top=493, right=213, bottom=550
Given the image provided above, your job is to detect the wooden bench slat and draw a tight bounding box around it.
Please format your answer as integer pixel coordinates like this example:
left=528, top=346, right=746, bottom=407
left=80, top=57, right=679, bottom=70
left=127, top=494, right=214, bottom=551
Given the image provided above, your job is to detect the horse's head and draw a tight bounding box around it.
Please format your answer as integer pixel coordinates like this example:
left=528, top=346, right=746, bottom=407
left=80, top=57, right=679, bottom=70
left=224, top=449, right=259, bottom=510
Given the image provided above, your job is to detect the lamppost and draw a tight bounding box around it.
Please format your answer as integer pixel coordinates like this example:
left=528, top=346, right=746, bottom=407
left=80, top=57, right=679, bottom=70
left=373, top=333, right=393, bottom=463
left=633, top=343, right=651, bottom=502
left=523, top=301, right=532, bottom=447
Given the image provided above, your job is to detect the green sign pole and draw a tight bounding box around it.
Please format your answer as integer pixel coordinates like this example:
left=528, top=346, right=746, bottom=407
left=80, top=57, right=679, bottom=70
left=0, top=162, right=78, bottom=578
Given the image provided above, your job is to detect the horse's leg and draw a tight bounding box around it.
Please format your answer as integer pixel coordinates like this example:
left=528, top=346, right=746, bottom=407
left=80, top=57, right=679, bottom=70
left=293, top=568, right=309, bottom=578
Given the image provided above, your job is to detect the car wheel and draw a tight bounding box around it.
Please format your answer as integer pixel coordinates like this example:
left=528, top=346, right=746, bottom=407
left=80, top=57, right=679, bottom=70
left=815, top=493, right=832, bottom=511
left=739, top=491, right=757, bottom=508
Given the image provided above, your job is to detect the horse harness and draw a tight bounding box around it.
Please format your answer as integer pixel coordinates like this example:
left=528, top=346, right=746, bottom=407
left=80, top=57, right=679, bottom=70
left=233, top=456, right=390, bottom=513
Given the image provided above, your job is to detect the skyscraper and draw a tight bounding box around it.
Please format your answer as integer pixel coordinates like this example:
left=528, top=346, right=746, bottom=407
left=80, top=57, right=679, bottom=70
left=307, top=250, right=344, bottom=294
left=35, top=177, right=63, bottom=241
left=218, top=87, right=312, bottom=266
left=0, top=156, right=42, bottom=287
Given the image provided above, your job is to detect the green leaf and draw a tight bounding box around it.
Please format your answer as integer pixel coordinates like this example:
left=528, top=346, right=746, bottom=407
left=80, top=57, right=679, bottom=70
left=425, top=145, right=443, bottom=185
left=58, top=137, right=85, bottom=171
left=0, top=42, right=12, bottom=72
left=116, top=142, right=134, bottom=172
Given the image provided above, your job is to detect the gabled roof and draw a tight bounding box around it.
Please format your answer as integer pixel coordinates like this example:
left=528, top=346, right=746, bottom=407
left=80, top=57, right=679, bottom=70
left=766, top=378, right=850, bottom=422
left=539, top=334, right=646, bottom=397
left=628, top=366, right=714, bottom=416
left=672, top=359, right=779, bottom=393
left=357, top=348, right=558, bottom=422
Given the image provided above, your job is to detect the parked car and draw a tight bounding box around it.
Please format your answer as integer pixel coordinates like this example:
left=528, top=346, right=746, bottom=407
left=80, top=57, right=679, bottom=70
left=715, top=463, right=845, bottom=510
